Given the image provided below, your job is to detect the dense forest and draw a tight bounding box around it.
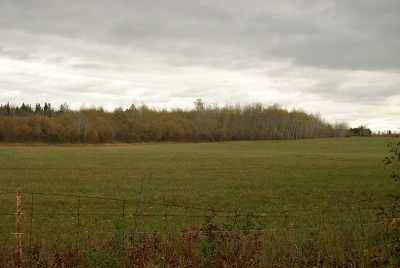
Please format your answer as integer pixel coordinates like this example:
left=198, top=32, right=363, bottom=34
left=0, top=99, right=351, bottom=143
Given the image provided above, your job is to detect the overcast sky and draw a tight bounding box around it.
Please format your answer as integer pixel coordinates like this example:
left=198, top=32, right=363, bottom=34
left=1, top=0, right=399, bottom=131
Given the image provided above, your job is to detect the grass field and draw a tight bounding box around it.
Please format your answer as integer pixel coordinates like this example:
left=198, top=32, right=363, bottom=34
left=1, top=137, right=399, bottom=267
left=1, top=137, right=393, bottom=206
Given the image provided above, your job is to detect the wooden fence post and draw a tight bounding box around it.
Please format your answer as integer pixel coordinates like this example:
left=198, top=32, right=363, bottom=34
left=16, top=188, right=22, bottom=268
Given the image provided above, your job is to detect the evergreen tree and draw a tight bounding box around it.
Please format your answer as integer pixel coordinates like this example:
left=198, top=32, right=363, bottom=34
left=35, top=103, right=42, bottom=114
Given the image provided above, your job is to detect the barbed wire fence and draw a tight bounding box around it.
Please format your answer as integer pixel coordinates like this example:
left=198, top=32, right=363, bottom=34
left=0, top=189, right=389, bottom=267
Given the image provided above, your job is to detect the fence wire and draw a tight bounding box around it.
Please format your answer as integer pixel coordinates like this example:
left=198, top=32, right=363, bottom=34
left=0, top=190, right=391, bottom=267
left=0, top=191, right=386, bottom=231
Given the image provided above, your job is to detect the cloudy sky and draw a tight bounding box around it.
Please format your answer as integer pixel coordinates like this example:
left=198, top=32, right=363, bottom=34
left=1, top=0, right=399, bottom=131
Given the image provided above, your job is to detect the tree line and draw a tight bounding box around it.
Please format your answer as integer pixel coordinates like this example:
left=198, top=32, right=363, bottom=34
left=0, top=100, right=351, bottom=143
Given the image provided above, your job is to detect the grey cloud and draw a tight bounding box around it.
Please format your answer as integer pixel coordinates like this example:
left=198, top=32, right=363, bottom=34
left=0, top=47, right=33, bottom=60
left=2, top=0, right=399, bottom=71
left=310, top=79, right=400, bottom=105
left=239, top=1, right=400, bottom=71
left=71, top=63, right=106, bottom=70
left=167, top=86, right=220, bottom=99
left=46, top=56, right=66, bottom=63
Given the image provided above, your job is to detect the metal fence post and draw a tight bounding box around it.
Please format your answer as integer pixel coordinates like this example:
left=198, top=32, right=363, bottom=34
left=16, top=188, right=22, bottom=268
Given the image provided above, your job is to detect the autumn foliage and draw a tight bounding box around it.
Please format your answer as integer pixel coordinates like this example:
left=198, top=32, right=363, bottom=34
left=0, top=100, right=349, bottom=143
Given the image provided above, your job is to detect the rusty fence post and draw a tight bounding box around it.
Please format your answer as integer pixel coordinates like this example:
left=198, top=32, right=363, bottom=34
left=16, top=188, right=22, bottom=268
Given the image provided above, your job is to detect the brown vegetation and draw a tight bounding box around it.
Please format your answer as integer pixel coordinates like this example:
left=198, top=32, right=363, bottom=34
left=0, top=100, right=349, bottom=143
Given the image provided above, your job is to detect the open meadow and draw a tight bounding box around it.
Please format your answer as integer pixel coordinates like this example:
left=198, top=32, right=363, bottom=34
left=1, top=137, right=399, bottom=267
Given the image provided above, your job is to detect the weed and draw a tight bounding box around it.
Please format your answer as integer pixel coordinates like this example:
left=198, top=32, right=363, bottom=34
left=83, top=223, right=124, bottom=267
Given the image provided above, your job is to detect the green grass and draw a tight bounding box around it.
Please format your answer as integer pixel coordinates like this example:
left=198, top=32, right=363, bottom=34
left=1, top=137, right=398, bottom=266
left=0, top=138, right=393, bottom=208
left=0, top=137, right=395, bottom=231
